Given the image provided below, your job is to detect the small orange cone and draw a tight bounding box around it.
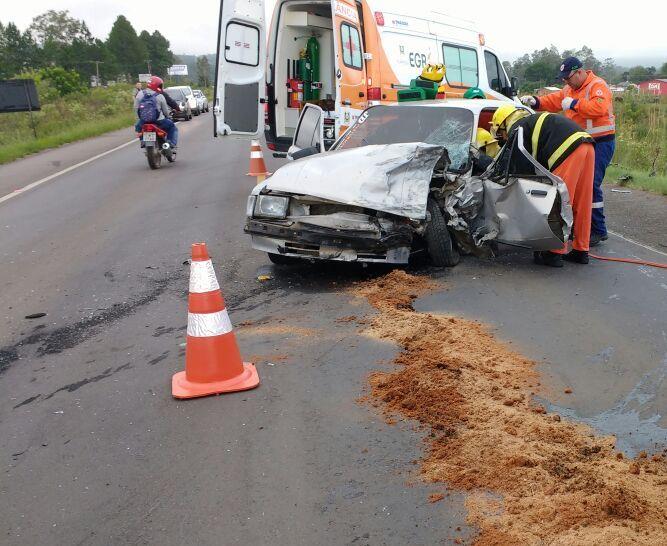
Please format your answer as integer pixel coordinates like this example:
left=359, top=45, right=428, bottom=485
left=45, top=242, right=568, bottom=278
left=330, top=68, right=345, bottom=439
left=246, top=139, right=271, bottom=183
left=172, top=243, right=259, bottom=399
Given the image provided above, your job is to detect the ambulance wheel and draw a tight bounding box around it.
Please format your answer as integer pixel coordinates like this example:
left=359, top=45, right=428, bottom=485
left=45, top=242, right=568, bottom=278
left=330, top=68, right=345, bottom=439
left=424, top=198, right=459, bottom=267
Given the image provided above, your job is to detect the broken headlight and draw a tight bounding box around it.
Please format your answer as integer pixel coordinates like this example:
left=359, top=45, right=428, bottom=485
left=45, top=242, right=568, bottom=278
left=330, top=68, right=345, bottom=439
left=254, top=195, right=289, bottom=219
left=246, top=195, right=257, bottom=217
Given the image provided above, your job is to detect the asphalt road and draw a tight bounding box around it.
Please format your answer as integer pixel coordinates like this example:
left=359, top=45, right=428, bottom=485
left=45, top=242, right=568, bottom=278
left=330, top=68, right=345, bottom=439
left=1, top=115, right=665, bottom=545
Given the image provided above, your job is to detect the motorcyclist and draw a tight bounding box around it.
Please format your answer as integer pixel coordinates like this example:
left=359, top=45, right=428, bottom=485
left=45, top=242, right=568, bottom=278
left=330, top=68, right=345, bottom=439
left=134, top=76, right=178, bottom=149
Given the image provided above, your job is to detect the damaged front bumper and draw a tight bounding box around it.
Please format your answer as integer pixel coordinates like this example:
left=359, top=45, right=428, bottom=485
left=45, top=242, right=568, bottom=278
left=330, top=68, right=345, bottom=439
left=244, top=211, right=414, bottom=263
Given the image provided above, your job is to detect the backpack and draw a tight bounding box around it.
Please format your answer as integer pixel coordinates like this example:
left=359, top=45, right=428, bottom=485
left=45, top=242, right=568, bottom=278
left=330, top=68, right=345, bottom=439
left=138, top=92, right=160, bottom=123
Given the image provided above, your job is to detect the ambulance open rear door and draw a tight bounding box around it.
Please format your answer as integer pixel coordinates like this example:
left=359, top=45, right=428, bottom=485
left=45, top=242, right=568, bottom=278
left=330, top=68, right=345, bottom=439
left=214, top=0, right=266, bottom=138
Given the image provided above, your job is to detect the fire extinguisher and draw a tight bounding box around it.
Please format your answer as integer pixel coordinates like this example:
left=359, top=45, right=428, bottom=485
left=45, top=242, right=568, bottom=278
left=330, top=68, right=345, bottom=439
left=286, top=59, right=303, bottom=109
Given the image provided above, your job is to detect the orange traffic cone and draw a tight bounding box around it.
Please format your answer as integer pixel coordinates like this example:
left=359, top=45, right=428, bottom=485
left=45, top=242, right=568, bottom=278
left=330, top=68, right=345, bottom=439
left=172, top=242, right=259, bottom=399
left=246, top=140, right=271, bottom=183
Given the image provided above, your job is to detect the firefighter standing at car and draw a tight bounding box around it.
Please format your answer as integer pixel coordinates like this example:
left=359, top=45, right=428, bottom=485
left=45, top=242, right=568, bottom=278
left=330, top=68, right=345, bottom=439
left=520, top=57, right=615, bottom=247
left=491, top=104, right=595, bottom=267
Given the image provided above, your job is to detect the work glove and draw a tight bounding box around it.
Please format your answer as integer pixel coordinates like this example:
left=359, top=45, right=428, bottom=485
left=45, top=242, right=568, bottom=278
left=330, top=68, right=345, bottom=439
left=561, top=97, right=576, bottom=110
left=520, top=95, right=536, bottom=107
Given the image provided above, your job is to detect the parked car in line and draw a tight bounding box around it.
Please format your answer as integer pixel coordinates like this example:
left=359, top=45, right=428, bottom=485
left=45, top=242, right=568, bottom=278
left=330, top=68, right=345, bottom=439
left=169, top=85, right=200, bottom=115
left=192, top=90, right=209, bottom=113
left=244, top=99, right=572, bottom=267
left=164, top=87, right=193, bottom=121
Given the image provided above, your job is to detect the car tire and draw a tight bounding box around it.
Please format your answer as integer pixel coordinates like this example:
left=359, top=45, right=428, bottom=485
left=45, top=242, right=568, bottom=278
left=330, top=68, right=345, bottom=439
left=424, top=197, right=460, bottom=267
left=194, top=108, right=200, bottom=116
left=268, top=252, right=299, bottom=265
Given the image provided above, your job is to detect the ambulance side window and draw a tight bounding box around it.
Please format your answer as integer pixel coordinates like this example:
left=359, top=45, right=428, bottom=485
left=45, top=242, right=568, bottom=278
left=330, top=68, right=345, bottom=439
left=442, top=44, right=478, bottom=87
left=341, top=23, right=363, bottom=70
left=485, top=51, right=500, bottom=92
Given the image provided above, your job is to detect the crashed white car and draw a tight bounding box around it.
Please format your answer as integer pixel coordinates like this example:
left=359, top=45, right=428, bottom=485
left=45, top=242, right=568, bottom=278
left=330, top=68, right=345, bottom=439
left=245, top=99, right=572, bottom=266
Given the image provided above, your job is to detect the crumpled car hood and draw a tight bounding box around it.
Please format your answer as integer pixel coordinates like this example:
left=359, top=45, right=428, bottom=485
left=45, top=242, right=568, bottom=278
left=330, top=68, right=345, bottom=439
left=259, top=143, right=444, bottom=220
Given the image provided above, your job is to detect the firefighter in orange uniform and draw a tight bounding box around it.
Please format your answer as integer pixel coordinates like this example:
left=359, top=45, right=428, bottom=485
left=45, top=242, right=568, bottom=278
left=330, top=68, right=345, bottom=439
left=492, top=105, right=595, bottom=267
left=521, top=57, right=615, bottom=247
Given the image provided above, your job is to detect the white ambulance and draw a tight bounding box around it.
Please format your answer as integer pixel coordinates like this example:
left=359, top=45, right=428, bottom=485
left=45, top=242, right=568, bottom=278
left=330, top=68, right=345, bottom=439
left=213, top=0, right=516, bottom=151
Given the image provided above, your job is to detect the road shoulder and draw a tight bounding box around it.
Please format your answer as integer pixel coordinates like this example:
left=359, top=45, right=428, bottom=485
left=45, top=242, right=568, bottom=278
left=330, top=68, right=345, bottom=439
left=604, top=182, right=667, bottom=251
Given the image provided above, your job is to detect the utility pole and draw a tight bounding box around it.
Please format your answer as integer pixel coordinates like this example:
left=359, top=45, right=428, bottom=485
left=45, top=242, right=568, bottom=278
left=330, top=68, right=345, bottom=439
left=88, top=60, right=104, bottom=86
left=147, top=59, right=152, bottom=74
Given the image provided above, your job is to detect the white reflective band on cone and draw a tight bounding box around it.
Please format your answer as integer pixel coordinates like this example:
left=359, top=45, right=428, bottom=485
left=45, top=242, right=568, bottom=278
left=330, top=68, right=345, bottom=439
left=189, top=260, right=220, bottom=293
left=250, top=151, right=263, bottom=158
left=592, top=202, right=604, bottom=209
left=187, top=310, right=233, bottom=337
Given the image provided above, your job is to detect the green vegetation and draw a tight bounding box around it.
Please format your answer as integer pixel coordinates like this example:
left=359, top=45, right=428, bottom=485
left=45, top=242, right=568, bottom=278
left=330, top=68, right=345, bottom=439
left=605, top=165, right=667, bottom=196
left=0, top=76, right=135, bottom=164
left=606, top=93, right=667, bottom=195
left=504, top=45, right=665, bottom=92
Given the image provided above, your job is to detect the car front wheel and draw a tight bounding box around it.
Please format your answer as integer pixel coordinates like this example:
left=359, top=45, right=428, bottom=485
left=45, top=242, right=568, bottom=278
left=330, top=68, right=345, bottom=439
left=424, top=198, right=460, bottom=267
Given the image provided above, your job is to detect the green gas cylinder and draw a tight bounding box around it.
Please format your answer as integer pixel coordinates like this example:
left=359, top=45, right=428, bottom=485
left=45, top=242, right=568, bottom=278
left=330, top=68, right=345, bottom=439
left=306, top=36, right=320, bottom=101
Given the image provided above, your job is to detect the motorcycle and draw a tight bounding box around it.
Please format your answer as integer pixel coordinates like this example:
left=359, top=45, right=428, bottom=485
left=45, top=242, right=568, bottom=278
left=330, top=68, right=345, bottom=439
left=139, top=123, right=176, bottom=169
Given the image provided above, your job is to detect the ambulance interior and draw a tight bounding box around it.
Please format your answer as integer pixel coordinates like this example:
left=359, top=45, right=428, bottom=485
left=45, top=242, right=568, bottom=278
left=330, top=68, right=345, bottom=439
left=273, top=1, right=336, bottom=139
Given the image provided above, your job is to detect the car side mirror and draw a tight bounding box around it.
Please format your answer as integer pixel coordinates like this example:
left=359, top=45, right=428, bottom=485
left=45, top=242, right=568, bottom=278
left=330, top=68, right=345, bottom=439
left=511, top=77, right=519, bottom=95
left=289, top=146, right=320, bottom=160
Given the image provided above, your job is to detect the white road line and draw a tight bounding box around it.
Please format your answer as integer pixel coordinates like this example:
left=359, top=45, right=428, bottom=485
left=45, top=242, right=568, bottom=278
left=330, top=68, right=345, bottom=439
left=0, top=139, right=135, bottom=205
left=607, top=230, right=667, bottom=258
left=0, top=116, right=204, bottom=205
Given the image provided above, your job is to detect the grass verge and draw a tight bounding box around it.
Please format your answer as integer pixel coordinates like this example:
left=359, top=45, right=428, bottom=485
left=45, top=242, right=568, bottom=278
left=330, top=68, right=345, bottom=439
left=605, top=165, right=667, bottom=196
left=0, top=112, right=135, bottom=165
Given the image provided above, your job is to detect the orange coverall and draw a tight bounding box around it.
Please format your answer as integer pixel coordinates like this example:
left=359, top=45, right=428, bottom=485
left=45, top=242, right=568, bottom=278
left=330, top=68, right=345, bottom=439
left=551, top=143, right=594, bottom=253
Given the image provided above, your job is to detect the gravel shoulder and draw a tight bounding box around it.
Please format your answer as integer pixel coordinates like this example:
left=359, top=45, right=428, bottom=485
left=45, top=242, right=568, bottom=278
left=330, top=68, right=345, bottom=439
left=603, top=182, right=667, bottom=252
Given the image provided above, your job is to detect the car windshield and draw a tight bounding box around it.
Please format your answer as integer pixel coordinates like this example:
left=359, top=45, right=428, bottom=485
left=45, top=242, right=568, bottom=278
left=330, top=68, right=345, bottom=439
left=334, top=105, right=474, bottom=171
left=164, top=89, right=184, bottom=101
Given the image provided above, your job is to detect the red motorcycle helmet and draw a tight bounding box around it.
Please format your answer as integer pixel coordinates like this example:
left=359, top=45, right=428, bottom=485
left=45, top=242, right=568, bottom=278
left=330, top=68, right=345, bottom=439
left=146, top=76, right=164, bottom=92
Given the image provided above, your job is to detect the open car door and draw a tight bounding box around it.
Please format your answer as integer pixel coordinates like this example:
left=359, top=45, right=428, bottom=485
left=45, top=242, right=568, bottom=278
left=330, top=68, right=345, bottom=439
left=482, top=127, right=573, bottom=250
left=213, top=0, right=266, bottom=138
left=287, top=104, right=325, bottom=160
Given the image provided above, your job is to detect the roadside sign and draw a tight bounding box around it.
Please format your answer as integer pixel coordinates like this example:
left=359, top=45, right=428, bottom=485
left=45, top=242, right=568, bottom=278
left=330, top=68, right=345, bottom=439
left=138, top=73, right=151, bottom=82
left=168, top=65, right=189, bottom=76
left=0, top=79, right=41, bottom=113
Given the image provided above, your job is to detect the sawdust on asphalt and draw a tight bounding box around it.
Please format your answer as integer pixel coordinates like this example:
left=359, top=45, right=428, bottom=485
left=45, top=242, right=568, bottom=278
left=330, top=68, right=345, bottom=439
left=353, top=270, right=667, bottom=545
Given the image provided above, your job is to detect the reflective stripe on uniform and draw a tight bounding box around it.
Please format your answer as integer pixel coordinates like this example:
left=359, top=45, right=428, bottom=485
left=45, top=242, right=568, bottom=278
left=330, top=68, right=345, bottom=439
left=587, top=124, right=616, bottom=135
left=584, top=78, right=615, bottom=135
left=547, top=131, right=590, bottom=169
left=187, top=309, right=233, bottom=337
left=592, top=202, right=604, bottom=209
left=189, top=259, right=220, bottom=293
left=532, top=112, right=550, bottom=157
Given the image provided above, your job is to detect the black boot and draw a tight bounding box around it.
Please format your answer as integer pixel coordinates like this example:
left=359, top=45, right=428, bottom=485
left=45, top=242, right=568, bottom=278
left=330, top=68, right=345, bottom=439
left=534, top=251, right=564, bottom=268
left=589, top=232, right=608, bottom=247
left=564, top=249, right=589, bottom=264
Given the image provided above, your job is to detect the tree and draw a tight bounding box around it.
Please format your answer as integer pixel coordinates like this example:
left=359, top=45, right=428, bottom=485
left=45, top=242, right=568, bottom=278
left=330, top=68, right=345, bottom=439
left=28, top=10, right=92, bottom=46
left=56, top=38, right=118, bottom=83
left=196, top=55, right=211, bottom=87
left=39, top=66, right=86, bottom=95
left=139, top=30, right=174, bottom=77
left=106, top=15, right=147, bottom=79
left=0, top=22, right=39, bottom=78
left=562, top=45, right=601, bottom=73
left=627, top=65, right=652, bottom=83
left=660, top=62, right=667, bottom=77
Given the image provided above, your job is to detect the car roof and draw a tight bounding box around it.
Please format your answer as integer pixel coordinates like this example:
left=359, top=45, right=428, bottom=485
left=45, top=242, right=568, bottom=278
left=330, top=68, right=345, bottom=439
left=390, top=98, right=515, bottom=114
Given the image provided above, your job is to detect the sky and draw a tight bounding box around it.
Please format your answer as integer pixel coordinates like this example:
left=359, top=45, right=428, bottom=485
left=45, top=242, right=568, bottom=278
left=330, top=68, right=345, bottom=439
left=4, top=0, right=667, bottom=65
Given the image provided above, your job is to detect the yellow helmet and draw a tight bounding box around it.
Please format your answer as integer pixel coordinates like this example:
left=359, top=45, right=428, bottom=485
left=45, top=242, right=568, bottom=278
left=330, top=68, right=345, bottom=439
left=420, top=63, right=446, bottom=83
left=476, top=128, right=500, bottom=158
left=490, top=104, right=518, bottom=134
